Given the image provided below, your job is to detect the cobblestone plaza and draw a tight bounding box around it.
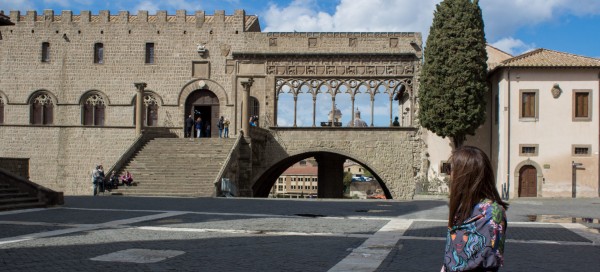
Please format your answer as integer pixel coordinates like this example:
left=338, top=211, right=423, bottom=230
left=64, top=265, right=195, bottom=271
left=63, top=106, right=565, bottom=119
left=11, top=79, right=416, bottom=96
left=1, top=197, right=599, bottom=271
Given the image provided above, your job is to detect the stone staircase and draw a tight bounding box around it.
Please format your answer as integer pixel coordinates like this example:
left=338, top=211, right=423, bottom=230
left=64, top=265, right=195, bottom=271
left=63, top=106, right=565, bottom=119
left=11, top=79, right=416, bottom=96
left=0, top=182, right=46, bottom=210
left=110, top=138, right=236, bottom=197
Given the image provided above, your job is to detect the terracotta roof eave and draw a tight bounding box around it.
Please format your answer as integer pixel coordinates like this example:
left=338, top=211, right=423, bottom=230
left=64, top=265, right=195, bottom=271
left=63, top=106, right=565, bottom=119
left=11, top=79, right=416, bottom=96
left=497, top=65, right=600, bottom=69
left=487, top=65, right=600, bottom=78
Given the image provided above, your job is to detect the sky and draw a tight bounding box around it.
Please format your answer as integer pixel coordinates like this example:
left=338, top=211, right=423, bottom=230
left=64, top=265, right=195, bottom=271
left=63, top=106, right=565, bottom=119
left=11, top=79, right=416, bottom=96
left=2, top=0, right=599, bottom=126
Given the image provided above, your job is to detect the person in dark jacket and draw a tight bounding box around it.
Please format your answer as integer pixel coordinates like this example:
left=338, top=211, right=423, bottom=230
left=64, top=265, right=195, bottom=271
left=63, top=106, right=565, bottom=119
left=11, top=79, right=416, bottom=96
left=185, top=115, right=194, bottom=138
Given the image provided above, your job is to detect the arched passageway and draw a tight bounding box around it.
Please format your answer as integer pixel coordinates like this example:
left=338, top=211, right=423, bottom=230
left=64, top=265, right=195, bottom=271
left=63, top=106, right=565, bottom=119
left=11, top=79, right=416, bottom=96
left=252, top=151, right=392, bottom=199
left=185, top=89, right=220, bottom=138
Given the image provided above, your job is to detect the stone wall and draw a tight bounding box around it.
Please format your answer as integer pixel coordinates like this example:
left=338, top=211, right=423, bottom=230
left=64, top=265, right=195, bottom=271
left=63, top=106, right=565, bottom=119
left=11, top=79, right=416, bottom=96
left=0, top=157, right=30, bottom=178
left=0, top=126, right=136, bottom=194
left=0, top=10, right=423, bottom=196
left=252, top=127, right=423, bottom=200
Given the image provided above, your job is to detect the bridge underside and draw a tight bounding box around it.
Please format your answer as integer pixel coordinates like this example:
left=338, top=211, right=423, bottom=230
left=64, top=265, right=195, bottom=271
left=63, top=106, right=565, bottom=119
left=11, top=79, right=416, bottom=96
left=247, top=127, right=423, bottom=200
left=252, top=151, right=391, bottom=199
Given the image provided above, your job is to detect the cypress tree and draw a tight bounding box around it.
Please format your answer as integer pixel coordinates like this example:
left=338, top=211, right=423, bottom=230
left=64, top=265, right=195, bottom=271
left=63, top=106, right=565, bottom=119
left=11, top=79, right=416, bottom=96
left=419, top=0, right=488, bottom=148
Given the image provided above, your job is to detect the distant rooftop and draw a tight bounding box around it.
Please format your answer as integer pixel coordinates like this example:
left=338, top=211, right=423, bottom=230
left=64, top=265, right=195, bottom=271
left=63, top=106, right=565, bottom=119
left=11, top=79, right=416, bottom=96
left=500, top=48, right=600, bottom=68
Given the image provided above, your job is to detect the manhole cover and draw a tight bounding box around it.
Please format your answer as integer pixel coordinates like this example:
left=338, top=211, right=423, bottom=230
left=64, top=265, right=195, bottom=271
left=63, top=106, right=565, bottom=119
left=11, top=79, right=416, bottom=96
left=91, top=248, right=185, bottom=263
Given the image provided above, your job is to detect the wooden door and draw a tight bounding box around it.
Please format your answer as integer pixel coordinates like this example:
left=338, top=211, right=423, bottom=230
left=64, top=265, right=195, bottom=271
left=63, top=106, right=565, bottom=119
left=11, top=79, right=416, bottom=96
left=519, top=165, right=537, bottom=197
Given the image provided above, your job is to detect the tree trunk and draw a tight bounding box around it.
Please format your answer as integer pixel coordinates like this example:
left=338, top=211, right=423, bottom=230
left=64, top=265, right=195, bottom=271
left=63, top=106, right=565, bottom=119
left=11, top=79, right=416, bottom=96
left=452, top=135, right=465, bottom=149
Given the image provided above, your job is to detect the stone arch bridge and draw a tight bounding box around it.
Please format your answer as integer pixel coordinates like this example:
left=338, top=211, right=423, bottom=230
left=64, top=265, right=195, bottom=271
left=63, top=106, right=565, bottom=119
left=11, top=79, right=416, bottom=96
left=227, top=126, right=424, bottom=200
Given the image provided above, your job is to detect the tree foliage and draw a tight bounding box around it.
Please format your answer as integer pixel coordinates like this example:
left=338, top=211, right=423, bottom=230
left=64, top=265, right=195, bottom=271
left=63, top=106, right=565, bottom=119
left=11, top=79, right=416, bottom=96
left=420, top=0, right=488, bottom=148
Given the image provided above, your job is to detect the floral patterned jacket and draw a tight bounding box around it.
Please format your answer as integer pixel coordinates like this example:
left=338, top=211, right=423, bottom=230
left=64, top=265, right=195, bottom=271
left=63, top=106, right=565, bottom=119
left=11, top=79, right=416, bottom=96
left=443, top=199, right=507, bottom=271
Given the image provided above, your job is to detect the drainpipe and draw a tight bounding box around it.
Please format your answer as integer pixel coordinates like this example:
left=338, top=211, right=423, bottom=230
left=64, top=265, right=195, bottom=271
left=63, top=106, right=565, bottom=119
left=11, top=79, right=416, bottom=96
left=598, top=72, right=600, bottom=197
left=504, top=68, right=511, bottom=200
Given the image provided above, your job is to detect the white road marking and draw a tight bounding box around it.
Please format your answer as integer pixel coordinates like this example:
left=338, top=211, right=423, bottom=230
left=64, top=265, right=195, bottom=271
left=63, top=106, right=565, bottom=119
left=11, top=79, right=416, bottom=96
left=135, top=226, right=372, bottom=238
left=328, top=219, right=412, bottom=272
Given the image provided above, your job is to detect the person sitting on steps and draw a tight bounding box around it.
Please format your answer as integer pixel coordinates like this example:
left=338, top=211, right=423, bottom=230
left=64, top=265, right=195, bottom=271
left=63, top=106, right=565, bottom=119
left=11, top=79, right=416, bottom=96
left=121, top=171, right=133, bottom=186
left=108, top=171, right=119, bottom=190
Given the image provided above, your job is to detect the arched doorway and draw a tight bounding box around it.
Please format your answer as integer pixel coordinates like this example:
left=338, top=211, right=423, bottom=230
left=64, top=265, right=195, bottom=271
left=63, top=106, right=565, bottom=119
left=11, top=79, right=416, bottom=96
left=519, top=165, right=537, bottom=197
left=185, top=89, right=219, bottom=138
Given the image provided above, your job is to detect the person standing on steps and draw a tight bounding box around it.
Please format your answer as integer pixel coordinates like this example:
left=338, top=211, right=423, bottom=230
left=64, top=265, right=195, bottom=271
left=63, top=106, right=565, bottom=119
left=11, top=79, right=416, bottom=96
left=223, top=117, right=230, bottom=138
left=92, top=164, right=105, bottom=195
left=185, top=115, right=194, bottom=138
left=195, top=117, right=203, bottom=138
left=217, top=116, right=225, bottom=138
left=91, top=165, right=100, bottom=196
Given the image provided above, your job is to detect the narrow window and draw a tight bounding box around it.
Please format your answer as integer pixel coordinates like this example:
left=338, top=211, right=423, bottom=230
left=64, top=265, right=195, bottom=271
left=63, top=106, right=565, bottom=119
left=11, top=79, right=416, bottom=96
left=0, top=96, right=4, bottom=124
left=521, top=92, right=536, bottom=118
left=440, top=162, right=451, bottom=175
left=573, top=90, right=592, bottom=121
left=494, top=94, right=499, bottom=125
left=250, top=96, right=260, bottom=120
left=145, top=42, right=155, bottom=64
left=41, top=42, right=50, bottom=62
left=94, top=43, right=104, bottom=64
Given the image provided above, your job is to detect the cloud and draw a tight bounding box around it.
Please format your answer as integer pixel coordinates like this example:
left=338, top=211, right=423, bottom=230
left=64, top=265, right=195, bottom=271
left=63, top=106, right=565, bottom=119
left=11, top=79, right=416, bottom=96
left=491, top=37, right=536, bottom=56
left=262, top=0, right=600, bottom=58
left=481, top=0, right=600, bottom=41
left=0, top=0, right=34, bottom=12
left=132, top=0, right=202, bottom=14
left=262, top=0, right=438, bottom=36
left=133, top=1, right=159, bottom=13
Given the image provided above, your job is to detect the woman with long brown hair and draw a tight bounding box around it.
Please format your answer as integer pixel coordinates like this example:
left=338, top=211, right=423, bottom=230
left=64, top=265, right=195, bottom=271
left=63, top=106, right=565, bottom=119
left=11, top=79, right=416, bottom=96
left=442, top=146, right=508, bottom=272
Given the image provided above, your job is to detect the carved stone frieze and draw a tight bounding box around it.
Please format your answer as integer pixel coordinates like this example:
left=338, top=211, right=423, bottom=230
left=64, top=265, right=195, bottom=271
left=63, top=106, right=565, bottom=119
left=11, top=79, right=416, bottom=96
left=266, top=61, right=417, bottom=76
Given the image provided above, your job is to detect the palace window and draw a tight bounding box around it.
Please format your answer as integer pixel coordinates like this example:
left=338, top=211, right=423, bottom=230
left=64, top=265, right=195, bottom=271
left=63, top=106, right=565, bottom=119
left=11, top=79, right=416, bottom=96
left=520, top=90, right=538, bottom=120
left=82, top=93, right=106, bottom=126
left=41, top=42, right=50, bottom=62
left=572, top=145, right=591, bottom=156
left=133, top=93, right=160, bottom=126
left=440, top=161, right=451, bottom=175
left=519, top=144, right=538, bottom=156
left=250, top=96, right=259, bottom=119
left=573, top=90, right=592, bottom=121
left=145, top=43, right=155, bottom=64
left=30, top=93, right=54, bottom=125
left=94, top=43, right=104, bottom=64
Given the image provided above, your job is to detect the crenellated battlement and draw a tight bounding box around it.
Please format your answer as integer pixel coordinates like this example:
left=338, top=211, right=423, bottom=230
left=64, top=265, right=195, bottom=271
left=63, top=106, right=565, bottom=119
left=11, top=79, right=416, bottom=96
left=1, top=9, right=260, bottom=31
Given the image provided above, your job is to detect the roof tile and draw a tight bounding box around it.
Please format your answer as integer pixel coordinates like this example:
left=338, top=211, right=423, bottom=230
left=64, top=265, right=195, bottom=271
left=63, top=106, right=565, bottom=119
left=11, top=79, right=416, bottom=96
left=501, top=48, right=600, bottom=67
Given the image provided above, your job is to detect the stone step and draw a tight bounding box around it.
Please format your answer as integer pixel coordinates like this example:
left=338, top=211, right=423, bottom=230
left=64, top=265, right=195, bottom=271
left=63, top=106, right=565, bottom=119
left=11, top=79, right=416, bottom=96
left=0, top=201, right=46, bottom=211
left=0, top=192, right=30, bottom=199
left=0, top=196, right=39, bottom=204
left=0, top=188, right=20, bottom=194
left=118, top=136, right=234, bottom=197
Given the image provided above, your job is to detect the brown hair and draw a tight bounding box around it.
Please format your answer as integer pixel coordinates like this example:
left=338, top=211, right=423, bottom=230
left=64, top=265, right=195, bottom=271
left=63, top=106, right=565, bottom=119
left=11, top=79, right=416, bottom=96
left=447, top=146, right=508, bottom=227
